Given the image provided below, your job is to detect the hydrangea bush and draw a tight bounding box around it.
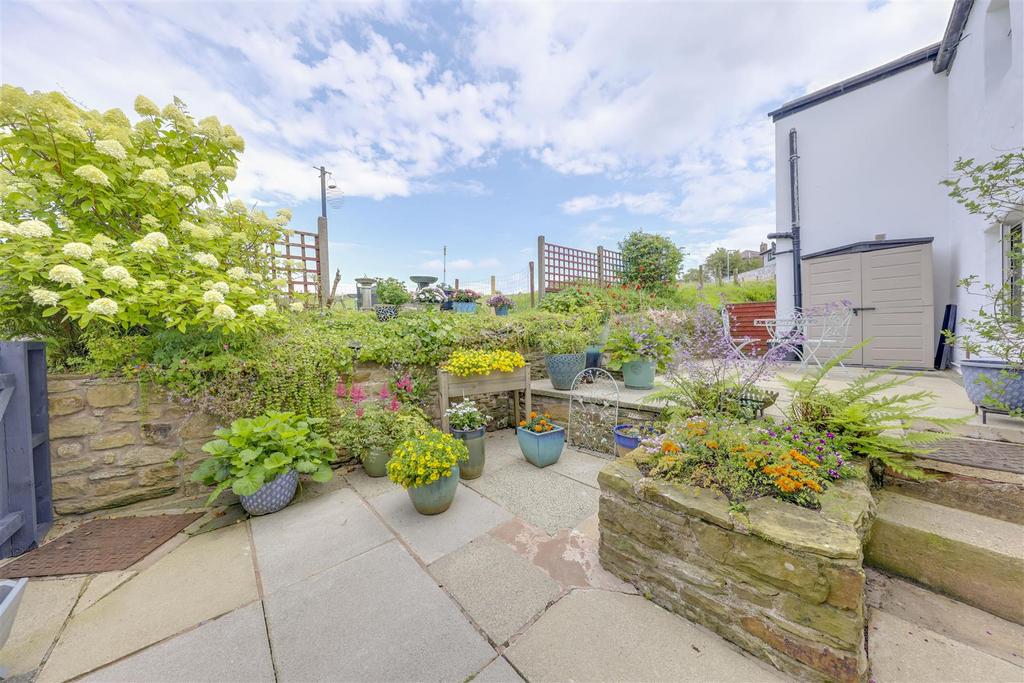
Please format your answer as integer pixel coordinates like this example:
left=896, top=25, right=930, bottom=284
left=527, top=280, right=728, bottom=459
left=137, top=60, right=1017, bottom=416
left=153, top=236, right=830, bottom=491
left=0, top=86, right=293, bottom=348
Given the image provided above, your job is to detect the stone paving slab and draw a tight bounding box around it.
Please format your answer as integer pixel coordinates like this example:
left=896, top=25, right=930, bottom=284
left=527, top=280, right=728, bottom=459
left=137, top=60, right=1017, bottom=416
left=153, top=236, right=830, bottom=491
left=251, top=486, right=393, bottom=594
left=869, top=609, right=1023, bottom=682
left=80, top=602, right=274, bottom=682
left=264, top=540, right=495, bottom=682
left=429, top=534, right=560, bottom=645
left=480, top=429, right=532, bottom=474
left=72, top=571, right=135, bottom=615
left=0, top=577, right=85, bottom=678
left=37, top=523, right=257, bottom=683
left=473, top=655, right=525, bottom=682
left=465, top=460, right=599, bottom=535
left=504, top=589, right=783, bottom=682
left=344, top=466, right=402, bottom=499
left=547, top=448, right=611, bottom=489
left=368, top=484, right=512, bottom=563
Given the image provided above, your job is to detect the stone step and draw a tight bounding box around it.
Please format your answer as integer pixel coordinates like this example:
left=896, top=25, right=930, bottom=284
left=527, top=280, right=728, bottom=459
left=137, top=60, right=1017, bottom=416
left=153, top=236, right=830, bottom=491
left=865, top=492, right=1024, bottom=625
left=884, top=440, right=1024, bottom=524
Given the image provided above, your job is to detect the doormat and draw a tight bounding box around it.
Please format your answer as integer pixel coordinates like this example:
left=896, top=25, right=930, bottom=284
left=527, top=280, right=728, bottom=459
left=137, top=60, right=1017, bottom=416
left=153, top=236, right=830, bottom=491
left=0, top=513, right=202, bottom=578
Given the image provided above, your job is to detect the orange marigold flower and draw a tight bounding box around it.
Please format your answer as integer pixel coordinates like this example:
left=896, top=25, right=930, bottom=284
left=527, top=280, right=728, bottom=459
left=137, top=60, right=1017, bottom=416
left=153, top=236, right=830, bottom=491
left=661, top=440, right=681, bottom=453
left=705, top=441, right=719, bottom=449
left=530, top=411, right=537, bottom=418
left=519, top=420, right=527, bottom=427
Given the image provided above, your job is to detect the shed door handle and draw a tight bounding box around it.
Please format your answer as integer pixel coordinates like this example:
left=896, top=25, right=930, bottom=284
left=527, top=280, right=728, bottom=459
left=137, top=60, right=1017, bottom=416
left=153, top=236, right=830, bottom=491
left=851, top=307, right=875, bottom=316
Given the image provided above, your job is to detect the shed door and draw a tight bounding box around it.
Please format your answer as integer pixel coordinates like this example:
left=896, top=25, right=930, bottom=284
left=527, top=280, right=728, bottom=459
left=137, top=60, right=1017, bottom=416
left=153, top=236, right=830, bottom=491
left=802, top=253, right=863, bottom=365
left=859, top=243, right=933, bottom=367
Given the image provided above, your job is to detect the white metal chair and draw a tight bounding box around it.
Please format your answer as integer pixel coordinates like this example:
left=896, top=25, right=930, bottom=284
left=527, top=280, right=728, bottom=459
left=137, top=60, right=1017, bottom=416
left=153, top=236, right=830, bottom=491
left=721, top=307, right=758, bottom=356
left=798, top=306, right=854, bottom=369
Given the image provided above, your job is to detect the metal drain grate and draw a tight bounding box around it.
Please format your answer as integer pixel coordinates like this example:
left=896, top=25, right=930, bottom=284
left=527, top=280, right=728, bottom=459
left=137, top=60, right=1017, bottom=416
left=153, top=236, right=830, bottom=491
left=923, top=438, right=1024, bottom=475
left=0, top=513, right=202, bottom=578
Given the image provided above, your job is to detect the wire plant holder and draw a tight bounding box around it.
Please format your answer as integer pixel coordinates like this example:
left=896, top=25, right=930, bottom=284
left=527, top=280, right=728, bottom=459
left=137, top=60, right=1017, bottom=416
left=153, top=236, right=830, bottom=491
left=567, top=368, right=620, bottom=458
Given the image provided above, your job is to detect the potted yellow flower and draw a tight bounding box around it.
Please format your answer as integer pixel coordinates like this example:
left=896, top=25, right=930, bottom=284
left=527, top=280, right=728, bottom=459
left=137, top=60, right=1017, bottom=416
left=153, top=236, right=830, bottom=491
left=387, top=428, right=468, bottom=514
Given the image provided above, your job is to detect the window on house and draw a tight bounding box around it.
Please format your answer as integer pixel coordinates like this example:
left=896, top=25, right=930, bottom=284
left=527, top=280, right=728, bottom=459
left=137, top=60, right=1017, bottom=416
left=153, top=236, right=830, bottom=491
left=1006, top=222, right=1023, bottom=318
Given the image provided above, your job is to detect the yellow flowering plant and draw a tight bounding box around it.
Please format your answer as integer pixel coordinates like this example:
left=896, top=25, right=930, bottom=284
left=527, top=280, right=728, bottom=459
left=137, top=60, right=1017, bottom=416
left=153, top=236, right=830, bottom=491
left=0, top=86, right=292, bottom=347
left=442, top=348, right=526, bottom=377
left=387, top=428, right=469, bottom=489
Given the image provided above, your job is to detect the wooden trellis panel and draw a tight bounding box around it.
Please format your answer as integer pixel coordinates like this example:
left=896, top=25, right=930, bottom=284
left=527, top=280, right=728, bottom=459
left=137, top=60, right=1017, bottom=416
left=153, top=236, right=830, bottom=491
left=542, top=240, right=623, bottom=292
left=270, top=229, right=321, bottom=296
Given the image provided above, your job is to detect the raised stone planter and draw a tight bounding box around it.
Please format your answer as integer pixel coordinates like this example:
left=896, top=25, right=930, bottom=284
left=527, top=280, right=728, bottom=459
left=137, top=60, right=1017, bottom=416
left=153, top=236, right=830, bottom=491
left=598, top=458, right=875, bottom=682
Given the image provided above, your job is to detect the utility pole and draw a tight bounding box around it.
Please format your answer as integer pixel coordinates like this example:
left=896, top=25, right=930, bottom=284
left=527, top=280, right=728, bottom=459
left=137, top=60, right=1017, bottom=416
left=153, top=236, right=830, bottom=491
left=443, top=245, right=447, bottom=285
left=313, top=165, right=336, bottom=308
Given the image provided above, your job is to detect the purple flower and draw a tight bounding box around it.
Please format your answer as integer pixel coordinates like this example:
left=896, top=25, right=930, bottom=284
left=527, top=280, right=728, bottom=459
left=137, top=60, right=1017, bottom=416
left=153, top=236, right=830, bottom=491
left=828, top=468, right=839, bottom=479
left=826, top=432, right=835, bottom=439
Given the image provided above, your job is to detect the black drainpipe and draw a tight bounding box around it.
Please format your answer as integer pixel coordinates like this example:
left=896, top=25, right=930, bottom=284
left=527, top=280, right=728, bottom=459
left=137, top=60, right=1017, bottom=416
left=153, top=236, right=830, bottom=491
left=789, top=128, right=803, bottom=311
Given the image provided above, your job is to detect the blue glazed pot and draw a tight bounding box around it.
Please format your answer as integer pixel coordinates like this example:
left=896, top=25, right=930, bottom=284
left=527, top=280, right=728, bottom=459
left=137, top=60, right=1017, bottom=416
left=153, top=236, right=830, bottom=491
left=960, top=360, right=1024, bottom=411
left=516, top=426, right=565, bottom=467
left=585, top=344, right=603, bottom=369
left=451, top=427, right=486, bottom=479
left=453, top=302, right=478, bottom=314
left=495, top=305, right=510, bottom=317
left=546, top=352, right=586, bottom=390
left=240, top=470, right=299, bottom=516
left=407, top=465, right=460, bottom=515
left=621, top=359, right=655, bottom=389
left=613, top=424, right=659, bottom=458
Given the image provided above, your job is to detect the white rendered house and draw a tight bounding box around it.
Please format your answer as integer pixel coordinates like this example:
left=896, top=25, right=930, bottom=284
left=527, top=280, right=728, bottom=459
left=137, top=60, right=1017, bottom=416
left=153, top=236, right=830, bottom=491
left=768, top=0, right=1023, bottom=368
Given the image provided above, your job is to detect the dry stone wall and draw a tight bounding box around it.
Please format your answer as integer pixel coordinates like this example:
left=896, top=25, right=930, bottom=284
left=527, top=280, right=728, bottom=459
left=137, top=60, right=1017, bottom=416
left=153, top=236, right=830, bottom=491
left=598, top=459, right=875, bottom=682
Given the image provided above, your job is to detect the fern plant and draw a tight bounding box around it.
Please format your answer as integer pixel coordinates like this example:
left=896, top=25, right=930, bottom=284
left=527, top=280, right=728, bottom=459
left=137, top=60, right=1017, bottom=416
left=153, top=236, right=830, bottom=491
left=781, top=345, right=963, bottom=479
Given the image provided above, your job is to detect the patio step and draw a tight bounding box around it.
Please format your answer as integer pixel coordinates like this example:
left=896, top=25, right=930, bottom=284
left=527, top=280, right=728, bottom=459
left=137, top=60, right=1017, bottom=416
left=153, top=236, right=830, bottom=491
left=884, top=438, right=1024, bottom=524
left=865, top=492, right=1024, bottom=625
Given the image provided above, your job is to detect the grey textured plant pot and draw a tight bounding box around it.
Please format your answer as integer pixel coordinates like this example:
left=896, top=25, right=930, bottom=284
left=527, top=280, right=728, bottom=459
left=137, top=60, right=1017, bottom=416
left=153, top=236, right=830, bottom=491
left=407, top=465, right=460, bottom=515
left=362, top=447, right=391, bottom=478
left=374, top=304, right=398, bottom=322
left=451, top=426, right=486, bottom=479
left=960, top=359, right=1024, bottom=411
left=240, top=470, right=299, bottom=516
left=545, top=352, right=586, bottom=390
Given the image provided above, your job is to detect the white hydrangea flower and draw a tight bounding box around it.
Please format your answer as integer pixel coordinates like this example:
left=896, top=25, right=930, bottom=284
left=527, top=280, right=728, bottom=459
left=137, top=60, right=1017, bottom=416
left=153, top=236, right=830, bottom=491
left=92, top=234, right=116, bottom=251
left=145, top=231, right=168, bottom=248
left=15, top=220, right=52, bottom=238
left=213, top=303, right=236, bottom=320
left=226, top=266, right=246, bottom=280
left=240, top=286, right=256, bottom=295
left=173, top=185, right=196, bottom=200
left=29, top=287, right=61, bottom=306
left=95, top=139, right=127, bottom=161
left=138, top=168, right=170, bottom=186
left=48, top=264, right=85, bottom=286
left=131, top=238, right=158, bottom=254
left=131, top=231, right=169, bottom=254
left=0, top=221, right=14, bottom=236
left=56, top=215, right=74, bottom=230
left=102, top=265, right=131, bottom=281
left=73, top=165, right=111, bottom=187
left=93, top=257, right=108, bottom=269
left=289, top=301, right=304, bottom=312
left=193, top=252, right=219, bottom=268
left=275, top=208, right=293, bottom=223
left=214, top=165, right=237, bottom=180
left=62, top=242, right=93, bottom=259
left=247, top=303, right=268, bottom=318
left=202, top=289, right=225, bottom=304
left=190, top=226, right=214, bottom=240
left=141, top=214, right=161, bottom=229
left=121, top=276, right=139, bottom=289
left=134, top=95, right=160, bottom=117
left=87, top=297, right=119, bottom=315
left=250, top=272, right=264, bottom=282
left=227, top=199, right=247, bottom=214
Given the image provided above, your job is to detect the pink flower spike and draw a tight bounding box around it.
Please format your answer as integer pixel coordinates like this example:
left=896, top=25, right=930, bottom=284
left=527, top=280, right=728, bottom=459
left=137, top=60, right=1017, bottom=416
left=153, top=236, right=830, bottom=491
left=355, top=407, right=364, bottom=418
left=349, top=384, right=367, bottom=403
left=379, top=385, right=391, bottom=399
left=389, top=397, right=400, bottom=412
left=335, top=380, right=347, bottom=398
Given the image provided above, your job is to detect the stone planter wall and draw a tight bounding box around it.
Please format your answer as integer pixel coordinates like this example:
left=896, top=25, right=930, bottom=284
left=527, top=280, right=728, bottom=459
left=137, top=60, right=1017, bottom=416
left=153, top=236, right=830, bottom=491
left=48, top=374, right=221, bottom=515
left=598, top=459, right=875, bottom=682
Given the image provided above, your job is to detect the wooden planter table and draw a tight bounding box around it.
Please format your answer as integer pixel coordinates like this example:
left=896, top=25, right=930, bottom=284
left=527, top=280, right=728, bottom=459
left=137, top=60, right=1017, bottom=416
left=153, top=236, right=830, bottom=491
left=438, top=364, right=532, bottom=432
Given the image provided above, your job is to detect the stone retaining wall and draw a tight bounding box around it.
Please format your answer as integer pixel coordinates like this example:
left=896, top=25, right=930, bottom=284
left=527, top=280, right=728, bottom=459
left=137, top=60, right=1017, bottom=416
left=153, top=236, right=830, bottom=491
left=598, top=459, right=875, bottom=682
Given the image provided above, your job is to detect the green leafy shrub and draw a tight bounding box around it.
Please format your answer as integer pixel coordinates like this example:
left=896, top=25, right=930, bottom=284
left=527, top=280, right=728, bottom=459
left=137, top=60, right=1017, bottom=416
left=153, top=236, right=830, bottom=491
left=0, top=87, right=292, bottom=351
left=603, top=315, right=673, bottom=371
left=538, top=327, right=589, bottom=355
left=191, top=411, right=337, bottom=504
left=335, top=391, right=429, bottom=460
left=619, top=230, right=684, bottom=290
left=376, top=277, right=412, bottom=306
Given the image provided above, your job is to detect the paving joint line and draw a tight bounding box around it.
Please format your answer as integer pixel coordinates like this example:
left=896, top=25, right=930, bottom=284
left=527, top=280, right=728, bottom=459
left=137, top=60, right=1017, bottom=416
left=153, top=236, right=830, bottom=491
left=245, top=518, right=280, bottom=683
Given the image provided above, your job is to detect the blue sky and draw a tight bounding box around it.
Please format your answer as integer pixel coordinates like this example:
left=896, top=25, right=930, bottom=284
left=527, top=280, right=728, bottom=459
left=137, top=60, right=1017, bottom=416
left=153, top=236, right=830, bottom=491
left=1, top=0, right=953, bottom=293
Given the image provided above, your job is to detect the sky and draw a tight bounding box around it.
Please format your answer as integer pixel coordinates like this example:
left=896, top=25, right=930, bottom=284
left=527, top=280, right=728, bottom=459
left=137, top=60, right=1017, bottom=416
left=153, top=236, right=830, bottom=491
left=1, top=0, right=954, bottom=294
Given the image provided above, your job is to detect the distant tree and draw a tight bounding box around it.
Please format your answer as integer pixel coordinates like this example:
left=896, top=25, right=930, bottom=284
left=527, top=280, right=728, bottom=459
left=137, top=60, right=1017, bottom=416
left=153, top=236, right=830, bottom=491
left=619, top=230, right=685, bottom=290
left=703, top=248, right=761, bottom=282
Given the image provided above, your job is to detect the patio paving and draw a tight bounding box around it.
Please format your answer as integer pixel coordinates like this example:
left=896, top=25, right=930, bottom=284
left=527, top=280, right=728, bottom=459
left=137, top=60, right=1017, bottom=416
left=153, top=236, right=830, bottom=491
left=3, top=430, right=1021, bottom=682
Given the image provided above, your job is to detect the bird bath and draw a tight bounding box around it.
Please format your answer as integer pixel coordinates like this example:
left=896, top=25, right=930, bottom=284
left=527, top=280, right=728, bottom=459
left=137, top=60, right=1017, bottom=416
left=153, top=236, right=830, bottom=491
left=410, top=275, right=438, bottom=291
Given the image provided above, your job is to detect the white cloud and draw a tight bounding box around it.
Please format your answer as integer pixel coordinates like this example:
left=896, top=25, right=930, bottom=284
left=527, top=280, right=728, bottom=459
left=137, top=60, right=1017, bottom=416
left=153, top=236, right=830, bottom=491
left=561, top=192, right=672, bottom=215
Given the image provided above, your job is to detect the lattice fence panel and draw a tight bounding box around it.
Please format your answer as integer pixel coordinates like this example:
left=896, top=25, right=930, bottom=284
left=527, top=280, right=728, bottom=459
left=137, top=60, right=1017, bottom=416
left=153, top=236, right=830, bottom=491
left=543, top=241, right=624, bottom=292
left=270, top=229, right=321, bottom=296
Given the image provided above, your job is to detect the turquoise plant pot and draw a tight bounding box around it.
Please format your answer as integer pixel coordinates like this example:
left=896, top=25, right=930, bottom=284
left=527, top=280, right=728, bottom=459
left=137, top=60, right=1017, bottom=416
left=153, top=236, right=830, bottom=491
left=516, top=426, right=565, bottom=467
left=495, top=305, right=510, bottom=316
left=453, top=302, right=478, bottom=314
left=621, top=359, right=655, bottom=389
left=407, top=465, right=460, bottom=515
left=451, top=427, right=486, bottom=479
left=545, top=352, right=586, bottom=390
left=362, top=447, right=391, bottom=478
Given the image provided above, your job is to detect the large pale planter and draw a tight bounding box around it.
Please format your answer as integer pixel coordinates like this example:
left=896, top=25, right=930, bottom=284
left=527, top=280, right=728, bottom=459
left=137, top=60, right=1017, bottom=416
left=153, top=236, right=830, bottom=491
left=621, top=359, right=655, bottom=389
left=451, top=426, right=486, bottom=479
left=960, top=359, right=1024, bottom=414
left=362, top=447, right=391, bottom=478
left=516, top=425, right=565, bottom=467
left=240, top=470, right=299, bottom=516
left=545, top=352, right=586, bottom=390
left=407, top=465, right=460, bottom=515
left=599, top=460, right=875, bottom=683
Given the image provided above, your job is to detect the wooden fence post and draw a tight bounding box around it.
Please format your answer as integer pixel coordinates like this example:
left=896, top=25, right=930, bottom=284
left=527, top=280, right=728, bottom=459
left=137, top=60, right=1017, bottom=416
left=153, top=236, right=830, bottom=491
left=537, top=235, right=546, bottom=302
left=454, top=278, right=460, bottom=291
left=597, top=245, right=605, bottom=285
left=529, top=261, right=535, bottom=308
left=490, top=275, right=496, bottom=295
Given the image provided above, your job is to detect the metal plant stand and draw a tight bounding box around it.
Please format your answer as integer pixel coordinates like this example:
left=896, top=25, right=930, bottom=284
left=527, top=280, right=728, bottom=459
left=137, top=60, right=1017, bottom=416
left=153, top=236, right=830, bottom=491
left=567, top=368, right=620, bottom=457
